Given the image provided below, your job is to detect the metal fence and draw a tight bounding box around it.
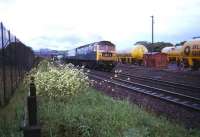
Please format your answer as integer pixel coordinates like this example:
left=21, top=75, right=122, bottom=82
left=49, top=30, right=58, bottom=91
left=0, top=22, right=34, bottom=106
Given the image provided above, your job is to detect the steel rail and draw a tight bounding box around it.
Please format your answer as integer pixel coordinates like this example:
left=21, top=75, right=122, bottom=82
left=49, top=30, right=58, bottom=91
left=88, top=73, right=200, bottom=111
left=117, top=72, right=200, bottom=92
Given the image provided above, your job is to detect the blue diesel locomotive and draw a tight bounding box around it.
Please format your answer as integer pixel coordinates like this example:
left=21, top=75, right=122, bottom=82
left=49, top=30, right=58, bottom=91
left=64, top=41, right=116, bottom=70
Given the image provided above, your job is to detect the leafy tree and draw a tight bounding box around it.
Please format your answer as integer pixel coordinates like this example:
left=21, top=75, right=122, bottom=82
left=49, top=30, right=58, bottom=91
left=175, top=41, right=186, bottom=46
left=134, top=41, right=173, bottom=52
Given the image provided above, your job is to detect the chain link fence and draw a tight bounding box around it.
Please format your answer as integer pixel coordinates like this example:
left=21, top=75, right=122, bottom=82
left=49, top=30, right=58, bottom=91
left=0, top=22, right=35, bottom=106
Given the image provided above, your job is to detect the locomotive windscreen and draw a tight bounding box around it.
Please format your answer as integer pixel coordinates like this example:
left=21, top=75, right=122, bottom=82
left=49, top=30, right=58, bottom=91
left=98, top=41, right=115, bottom=51
left=99, top=45, right=115, bottom=51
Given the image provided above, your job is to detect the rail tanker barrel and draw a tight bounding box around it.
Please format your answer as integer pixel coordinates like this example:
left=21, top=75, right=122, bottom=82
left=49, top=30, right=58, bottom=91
left=161, top=40, right=200, bottom=70
left=131, top=44, right=148, bottom=60
left=170, top=46, right=183, bottom=57
left=161, top=47, right=174, bottom=54
left=182, top=40, right=200, bottom=57
left=161, top=46, right=183, bottom=62
left=117, top=44, right=148, bottom=64
left=182, top=40, right=200, bottom=69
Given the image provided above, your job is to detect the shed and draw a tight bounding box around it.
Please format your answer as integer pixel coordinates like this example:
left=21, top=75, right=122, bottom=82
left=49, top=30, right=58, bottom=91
left=143, top=52, right=168, bottom=68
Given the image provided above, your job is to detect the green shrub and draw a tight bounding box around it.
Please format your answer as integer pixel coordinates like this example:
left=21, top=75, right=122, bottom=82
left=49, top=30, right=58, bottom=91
left=34, top=61, right=89, bottom=100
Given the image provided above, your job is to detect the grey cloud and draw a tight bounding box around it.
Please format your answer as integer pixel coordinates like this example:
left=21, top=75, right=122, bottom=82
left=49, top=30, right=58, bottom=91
left=29, top=33, right=103, bottom=50
left=0, top=0, right=16, bottom=4
left=37, top=35, right=81, bottom=45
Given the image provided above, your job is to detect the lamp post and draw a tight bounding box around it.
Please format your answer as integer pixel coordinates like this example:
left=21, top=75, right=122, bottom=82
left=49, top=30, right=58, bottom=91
left=150, top=15, right=154, bottom=52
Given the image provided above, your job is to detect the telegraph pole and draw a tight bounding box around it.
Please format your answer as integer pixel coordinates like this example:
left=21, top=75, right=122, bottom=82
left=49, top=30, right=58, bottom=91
left=151, top=15, right=154, bottom=44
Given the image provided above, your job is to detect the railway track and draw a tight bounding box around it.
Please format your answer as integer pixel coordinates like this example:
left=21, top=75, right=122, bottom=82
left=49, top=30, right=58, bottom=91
left=115, top=71, right=200, bottom=94
left=87, top=71, right=200, bottom=112
left=115, top=64, right=200, bottom=87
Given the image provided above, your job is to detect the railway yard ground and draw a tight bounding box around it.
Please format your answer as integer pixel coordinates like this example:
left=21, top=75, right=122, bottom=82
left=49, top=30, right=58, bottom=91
left=115, top=63, right=200, bottom=86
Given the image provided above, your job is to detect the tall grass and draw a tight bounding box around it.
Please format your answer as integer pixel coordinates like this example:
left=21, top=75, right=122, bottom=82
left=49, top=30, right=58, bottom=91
left=39, top=88, right=200, bottom=137
left=0, top=84, right=27, bottom=137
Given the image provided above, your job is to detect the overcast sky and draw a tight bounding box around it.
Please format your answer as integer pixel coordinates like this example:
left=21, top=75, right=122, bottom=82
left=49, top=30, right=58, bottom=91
left=0, top=0, right=200, bottom=50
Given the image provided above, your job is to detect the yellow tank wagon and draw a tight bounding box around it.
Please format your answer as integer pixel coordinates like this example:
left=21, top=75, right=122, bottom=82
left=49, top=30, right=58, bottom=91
left=161, top=40, right=200, bottom=70
left=116, top=44, right=148, bottom=65
left=182, top=40, right=200, bottom=69
left=162, top=46, right=183, bottom=62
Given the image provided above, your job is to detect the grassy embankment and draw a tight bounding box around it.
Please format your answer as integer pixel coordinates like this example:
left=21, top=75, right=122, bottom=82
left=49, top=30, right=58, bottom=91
left=0, top=84, right=27, bottom=137
left=39, top=88, right=200, bottom=137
